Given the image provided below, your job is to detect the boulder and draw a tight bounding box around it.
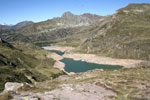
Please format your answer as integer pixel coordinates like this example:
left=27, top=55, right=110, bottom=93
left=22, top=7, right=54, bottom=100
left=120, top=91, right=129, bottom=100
left=4, top=82, right=24, bottom=92
left=12, top=96, right=39, bottom=100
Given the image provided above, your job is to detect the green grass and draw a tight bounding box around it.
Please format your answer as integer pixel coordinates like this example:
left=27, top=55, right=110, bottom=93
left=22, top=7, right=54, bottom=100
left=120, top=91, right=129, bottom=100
left=80, top=4, right=150, bottom=60
left=0, top=42, right=65, bottom=92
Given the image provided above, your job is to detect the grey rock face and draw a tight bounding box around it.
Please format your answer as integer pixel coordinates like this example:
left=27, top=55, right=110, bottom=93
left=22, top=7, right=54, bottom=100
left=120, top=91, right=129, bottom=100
left=55, top=11, right=92, bottom=27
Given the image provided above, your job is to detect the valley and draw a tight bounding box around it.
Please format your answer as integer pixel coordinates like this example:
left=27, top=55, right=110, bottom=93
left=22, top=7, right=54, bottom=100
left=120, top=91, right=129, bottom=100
left=0, top=3, right=150, bottom=100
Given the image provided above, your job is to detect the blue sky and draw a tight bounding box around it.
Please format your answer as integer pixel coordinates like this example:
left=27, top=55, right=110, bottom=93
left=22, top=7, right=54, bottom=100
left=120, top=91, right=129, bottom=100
left=0, top=0, right=150, bottom=24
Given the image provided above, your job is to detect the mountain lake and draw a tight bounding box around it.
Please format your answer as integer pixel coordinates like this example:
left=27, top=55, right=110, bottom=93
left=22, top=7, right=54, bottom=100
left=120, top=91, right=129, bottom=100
left=48, top=50, right=123, bottom=73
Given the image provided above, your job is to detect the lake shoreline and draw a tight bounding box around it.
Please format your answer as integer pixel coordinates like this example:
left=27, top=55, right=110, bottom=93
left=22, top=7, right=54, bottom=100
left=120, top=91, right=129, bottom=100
left=63, top=53, right=147, bottom=68
left=47, top=52, right=75, bottom=75
left=45, top=46, right=149, bottom=74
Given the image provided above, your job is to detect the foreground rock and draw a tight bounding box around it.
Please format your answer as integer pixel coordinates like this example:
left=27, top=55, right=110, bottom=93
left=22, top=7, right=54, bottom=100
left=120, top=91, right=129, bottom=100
left=11, top=83, right=115, bottom=100
left=4, top=82, right=24, bottom=93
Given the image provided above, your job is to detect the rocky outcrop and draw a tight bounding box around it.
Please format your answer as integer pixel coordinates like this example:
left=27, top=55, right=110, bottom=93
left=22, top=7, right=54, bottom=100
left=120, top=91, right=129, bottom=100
left=56, top=12, right=103, bottom=27
left=60, top=11, right=91, bottom=26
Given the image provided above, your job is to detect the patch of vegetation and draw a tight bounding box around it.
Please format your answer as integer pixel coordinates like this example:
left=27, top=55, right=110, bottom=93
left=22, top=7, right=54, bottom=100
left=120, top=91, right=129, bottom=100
left=0, top=41, right=65, bottom=92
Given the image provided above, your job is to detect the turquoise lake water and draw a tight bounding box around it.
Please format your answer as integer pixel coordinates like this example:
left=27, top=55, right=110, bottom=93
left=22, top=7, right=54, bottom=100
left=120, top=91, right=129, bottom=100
left=48, top=50, right=123, bottom=73
left=60, top=58, right=123, bottom=73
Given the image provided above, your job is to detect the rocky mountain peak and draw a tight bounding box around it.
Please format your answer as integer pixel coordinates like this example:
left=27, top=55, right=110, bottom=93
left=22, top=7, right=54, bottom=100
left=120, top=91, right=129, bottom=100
left=58, top=11, right=91, bottom=26
left=0, top=22, right=7, bottom=26
left=81, top=13, right=103, bottom=21
left=62, top=11, right=74, bottom=18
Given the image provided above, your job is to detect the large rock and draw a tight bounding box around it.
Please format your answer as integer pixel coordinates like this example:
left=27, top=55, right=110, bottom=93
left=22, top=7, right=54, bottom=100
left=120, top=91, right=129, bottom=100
left=4, top=82, right=24, bottom=92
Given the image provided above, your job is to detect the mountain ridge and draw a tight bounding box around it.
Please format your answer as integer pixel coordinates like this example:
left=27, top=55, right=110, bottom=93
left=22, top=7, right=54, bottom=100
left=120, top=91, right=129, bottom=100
left=0, top=21, right=34, bottom=30
left=79, top=3, right=150, bottom=60
left=0, top=12, right=103, bottom=46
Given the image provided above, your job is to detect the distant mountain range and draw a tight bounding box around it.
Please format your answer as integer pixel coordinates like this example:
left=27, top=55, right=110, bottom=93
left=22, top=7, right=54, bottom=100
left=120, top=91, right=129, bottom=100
left=0, top=12, right=103, bottom=46
left=0, top=22, right=7, bottom=26
left=0, top=21, right=34, bottom=30
left=0, top=3, right=150, bottom=60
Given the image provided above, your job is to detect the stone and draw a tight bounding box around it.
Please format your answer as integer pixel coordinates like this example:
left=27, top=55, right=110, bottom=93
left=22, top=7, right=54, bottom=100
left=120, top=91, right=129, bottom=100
left=4, top=82, right=24, bottom=92
left=12, top=96, right=39, bottom=100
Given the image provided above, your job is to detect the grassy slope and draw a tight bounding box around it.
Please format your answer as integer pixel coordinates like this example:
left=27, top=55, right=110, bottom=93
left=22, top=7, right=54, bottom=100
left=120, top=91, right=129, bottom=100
left=80, top=4, right=150, bottom=60
left=0, top=42, right=65, bottom=91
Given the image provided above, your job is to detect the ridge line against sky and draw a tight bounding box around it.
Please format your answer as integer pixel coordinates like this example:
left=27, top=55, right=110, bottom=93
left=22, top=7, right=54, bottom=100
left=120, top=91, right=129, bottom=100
left=0, top=0, right=150, bottom=25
